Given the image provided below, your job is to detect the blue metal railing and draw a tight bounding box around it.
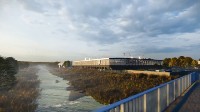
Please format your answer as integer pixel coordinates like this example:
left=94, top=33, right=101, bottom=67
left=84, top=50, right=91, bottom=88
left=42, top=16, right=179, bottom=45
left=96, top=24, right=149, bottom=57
left=94, top=72, right=200, bottom=112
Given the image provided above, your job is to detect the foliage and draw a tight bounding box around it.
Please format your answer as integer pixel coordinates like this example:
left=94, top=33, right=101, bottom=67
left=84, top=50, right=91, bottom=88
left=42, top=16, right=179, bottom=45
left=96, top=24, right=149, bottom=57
left=0, top=67, right=40, bottom=112
left=50, top=68, right=173, bottom=104
left=169, top=57, right=177, bottom=67
left=163, top=56, right=198, bottom=68
left=191, top=60, right=198, bottom=67
left=0, top=56, right=19, bottom=87
left=163, top=58, right=171, bottom=67
left=63, top=61, right=72, bottom=67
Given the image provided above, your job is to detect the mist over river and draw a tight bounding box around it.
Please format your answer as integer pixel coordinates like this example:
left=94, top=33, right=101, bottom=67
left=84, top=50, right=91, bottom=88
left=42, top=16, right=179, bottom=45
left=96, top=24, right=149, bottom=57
left=35, top=66, right=103, bottom=112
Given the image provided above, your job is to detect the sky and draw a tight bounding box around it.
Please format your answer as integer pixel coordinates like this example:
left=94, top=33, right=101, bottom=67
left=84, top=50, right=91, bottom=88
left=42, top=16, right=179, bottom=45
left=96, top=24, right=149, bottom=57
left=0, top=0, right=200, bottom=62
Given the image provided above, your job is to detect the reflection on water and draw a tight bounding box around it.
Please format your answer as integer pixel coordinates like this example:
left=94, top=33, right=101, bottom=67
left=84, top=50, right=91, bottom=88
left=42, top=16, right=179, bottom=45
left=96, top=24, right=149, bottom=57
left=36, top=66, right=103, bottom=112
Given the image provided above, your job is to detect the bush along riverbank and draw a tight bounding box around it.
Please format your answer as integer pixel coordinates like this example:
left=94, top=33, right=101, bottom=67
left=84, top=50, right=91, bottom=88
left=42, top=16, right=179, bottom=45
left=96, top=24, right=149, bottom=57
left=0, top=67, right=40, bottom=112
left=0, top=56, right=19, bottom=89
left=49, top=67, right=176, bottom=104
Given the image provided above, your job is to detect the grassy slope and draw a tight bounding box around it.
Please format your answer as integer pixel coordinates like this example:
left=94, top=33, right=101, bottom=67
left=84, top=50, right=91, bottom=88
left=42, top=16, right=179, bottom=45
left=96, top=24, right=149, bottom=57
left=0, top=67, right=40, bottom=112
left=50, top=68, right=175, bottom=104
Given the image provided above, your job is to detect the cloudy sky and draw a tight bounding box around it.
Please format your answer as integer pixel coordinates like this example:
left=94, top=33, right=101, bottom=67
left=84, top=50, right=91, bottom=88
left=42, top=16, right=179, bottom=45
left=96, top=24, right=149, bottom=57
left=0, top=0, right=200, bottom=62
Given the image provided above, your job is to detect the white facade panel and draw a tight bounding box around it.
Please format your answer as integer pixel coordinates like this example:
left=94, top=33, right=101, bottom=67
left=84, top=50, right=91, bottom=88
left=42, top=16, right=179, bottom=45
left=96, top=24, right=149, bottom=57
left=72, top=58, right=163, bottom=66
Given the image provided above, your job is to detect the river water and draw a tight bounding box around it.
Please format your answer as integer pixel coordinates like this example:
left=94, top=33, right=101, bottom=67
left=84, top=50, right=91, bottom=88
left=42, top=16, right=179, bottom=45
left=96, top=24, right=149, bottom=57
left=35, top=66, right=103, bottom=112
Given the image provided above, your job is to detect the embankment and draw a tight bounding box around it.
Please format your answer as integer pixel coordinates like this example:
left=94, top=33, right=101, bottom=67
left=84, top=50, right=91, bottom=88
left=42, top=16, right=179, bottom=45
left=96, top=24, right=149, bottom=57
left=49, top=68, right=177, bottom=104
left=0, top=67, right=40, bottom=112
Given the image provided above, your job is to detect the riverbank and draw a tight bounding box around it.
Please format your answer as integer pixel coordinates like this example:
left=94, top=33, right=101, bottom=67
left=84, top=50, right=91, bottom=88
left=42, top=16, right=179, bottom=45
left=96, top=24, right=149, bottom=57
left=0, top=67, right=40, bottom=112
left=49, top=67, right=175, bottom=104
left=36, top=65, right=102, bottom=112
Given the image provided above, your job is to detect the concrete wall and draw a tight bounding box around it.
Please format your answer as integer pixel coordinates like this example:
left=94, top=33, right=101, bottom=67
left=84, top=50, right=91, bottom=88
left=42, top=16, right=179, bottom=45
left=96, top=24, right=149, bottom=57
left=126, top=70, right=170, bottom=76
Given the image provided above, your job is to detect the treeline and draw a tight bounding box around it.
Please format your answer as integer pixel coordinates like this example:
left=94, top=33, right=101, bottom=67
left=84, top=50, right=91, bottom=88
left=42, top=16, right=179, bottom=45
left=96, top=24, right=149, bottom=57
left=0, top=56, right=19, bottom=87
left=163, top=56, right=198, bottom=68
left=18, top=61, right=30, bottom=69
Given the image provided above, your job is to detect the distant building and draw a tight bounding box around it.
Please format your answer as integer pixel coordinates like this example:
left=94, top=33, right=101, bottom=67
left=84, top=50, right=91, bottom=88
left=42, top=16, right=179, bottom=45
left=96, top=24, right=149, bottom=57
left=58, top=62, right=65, bottom=68
left=72, top=58, right=163, bottom=70
left=58, top=61, right=72, bottom=68
left=198, top=61, right=200, bottom=65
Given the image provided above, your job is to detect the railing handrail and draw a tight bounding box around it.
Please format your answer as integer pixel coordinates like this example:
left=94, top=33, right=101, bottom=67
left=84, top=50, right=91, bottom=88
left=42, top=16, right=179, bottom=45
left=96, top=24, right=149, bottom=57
left=94, top=72, right=196, bottom=112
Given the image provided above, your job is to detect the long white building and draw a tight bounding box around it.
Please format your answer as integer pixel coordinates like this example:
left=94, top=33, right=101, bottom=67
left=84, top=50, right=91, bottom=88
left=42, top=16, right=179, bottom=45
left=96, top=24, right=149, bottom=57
left=73, top=58, right=163, bottom=70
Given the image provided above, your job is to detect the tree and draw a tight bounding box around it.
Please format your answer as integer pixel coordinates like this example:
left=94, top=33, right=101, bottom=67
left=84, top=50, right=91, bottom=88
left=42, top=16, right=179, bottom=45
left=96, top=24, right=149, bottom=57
left=64, top=61, right=72, bottom=67
left=164, top=56, right=198, bottom=68
left=0, top=56, right=7, bottom=76
left=184, top=57, right=193, bottom=68
left=191, top=60, right=198, bottom=68
left=163, top=58, right=170, bottom=67
left=177, top=56, right=185, bottom=67
left=5, top=57, right=19, bottom=76
left=0, top=56, right=18, bottom=86
left=169, top=57, right=177, bottom=67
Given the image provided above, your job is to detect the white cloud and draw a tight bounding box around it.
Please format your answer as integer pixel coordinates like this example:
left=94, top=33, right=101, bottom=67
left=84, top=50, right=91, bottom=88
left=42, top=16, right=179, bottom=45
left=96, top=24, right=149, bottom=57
left=0, top=0, right=200, bottom=61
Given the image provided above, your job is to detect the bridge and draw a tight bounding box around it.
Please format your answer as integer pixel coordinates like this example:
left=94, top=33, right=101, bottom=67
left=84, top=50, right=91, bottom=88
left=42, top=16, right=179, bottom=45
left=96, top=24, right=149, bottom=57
left=94, top=72, right=200, bottom=112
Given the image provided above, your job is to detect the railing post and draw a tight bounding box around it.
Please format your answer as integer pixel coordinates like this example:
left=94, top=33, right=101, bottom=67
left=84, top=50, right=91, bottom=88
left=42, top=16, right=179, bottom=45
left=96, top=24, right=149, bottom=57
left=174, top=81, right=175, bottom=100
left=143, top=94, right=146, bottom=112
left=120, top=104, right=124, bottom=112
left=115, top=106, right=120, bottom=112
left=184, top=76, right=185, bottom=89
left=132, top=99, right=136, bottom=112
left=157, top=88, right=160, bottom=112
left=185, top=76, right=187, bottom=89
left=128, top=100, right=133, bottom=112
left=181, top=76, right=185, bottom=94
left=135, top=98, right=138, bottom=112
left=167, top=84, right=169, bottom=106
left=178, top=79, right=180, bottom=96
left=187, top=75, right=189, bottom=88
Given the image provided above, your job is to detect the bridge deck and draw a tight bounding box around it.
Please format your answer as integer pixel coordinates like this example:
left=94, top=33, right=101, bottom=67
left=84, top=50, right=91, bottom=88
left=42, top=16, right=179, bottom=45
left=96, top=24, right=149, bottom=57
left=178, top=82, right=200, bottom=112
left=166, top=82, right=200, bottom=112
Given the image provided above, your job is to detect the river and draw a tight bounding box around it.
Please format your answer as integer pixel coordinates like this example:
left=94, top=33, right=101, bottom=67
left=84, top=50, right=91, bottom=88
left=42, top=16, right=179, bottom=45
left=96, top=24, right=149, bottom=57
left=35, top=66, right=103, bottom=112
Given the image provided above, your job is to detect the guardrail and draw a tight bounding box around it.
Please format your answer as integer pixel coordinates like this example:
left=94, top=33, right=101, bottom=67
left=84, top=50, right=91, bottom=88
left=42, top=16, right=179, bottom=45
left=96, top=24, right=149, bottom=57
left=94, top=72, right=200, bottom=112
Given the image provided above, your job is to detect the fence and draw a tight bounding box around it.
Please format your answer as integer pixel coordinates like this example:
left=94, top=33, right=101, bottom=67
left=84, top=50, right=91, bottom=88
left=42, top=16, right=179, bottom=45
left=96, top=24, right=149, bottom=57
left=95, top=72, right=200, bottom=112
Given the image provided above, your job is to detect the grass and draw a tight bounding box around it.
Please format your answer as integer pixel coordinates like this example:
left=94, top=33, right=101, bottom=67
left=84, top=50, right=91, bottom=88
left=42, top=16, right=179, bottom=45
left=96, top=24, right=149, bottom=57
left=49, top=67, right=175, bottom=104
left=0, top=67, right=40, bottom=112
